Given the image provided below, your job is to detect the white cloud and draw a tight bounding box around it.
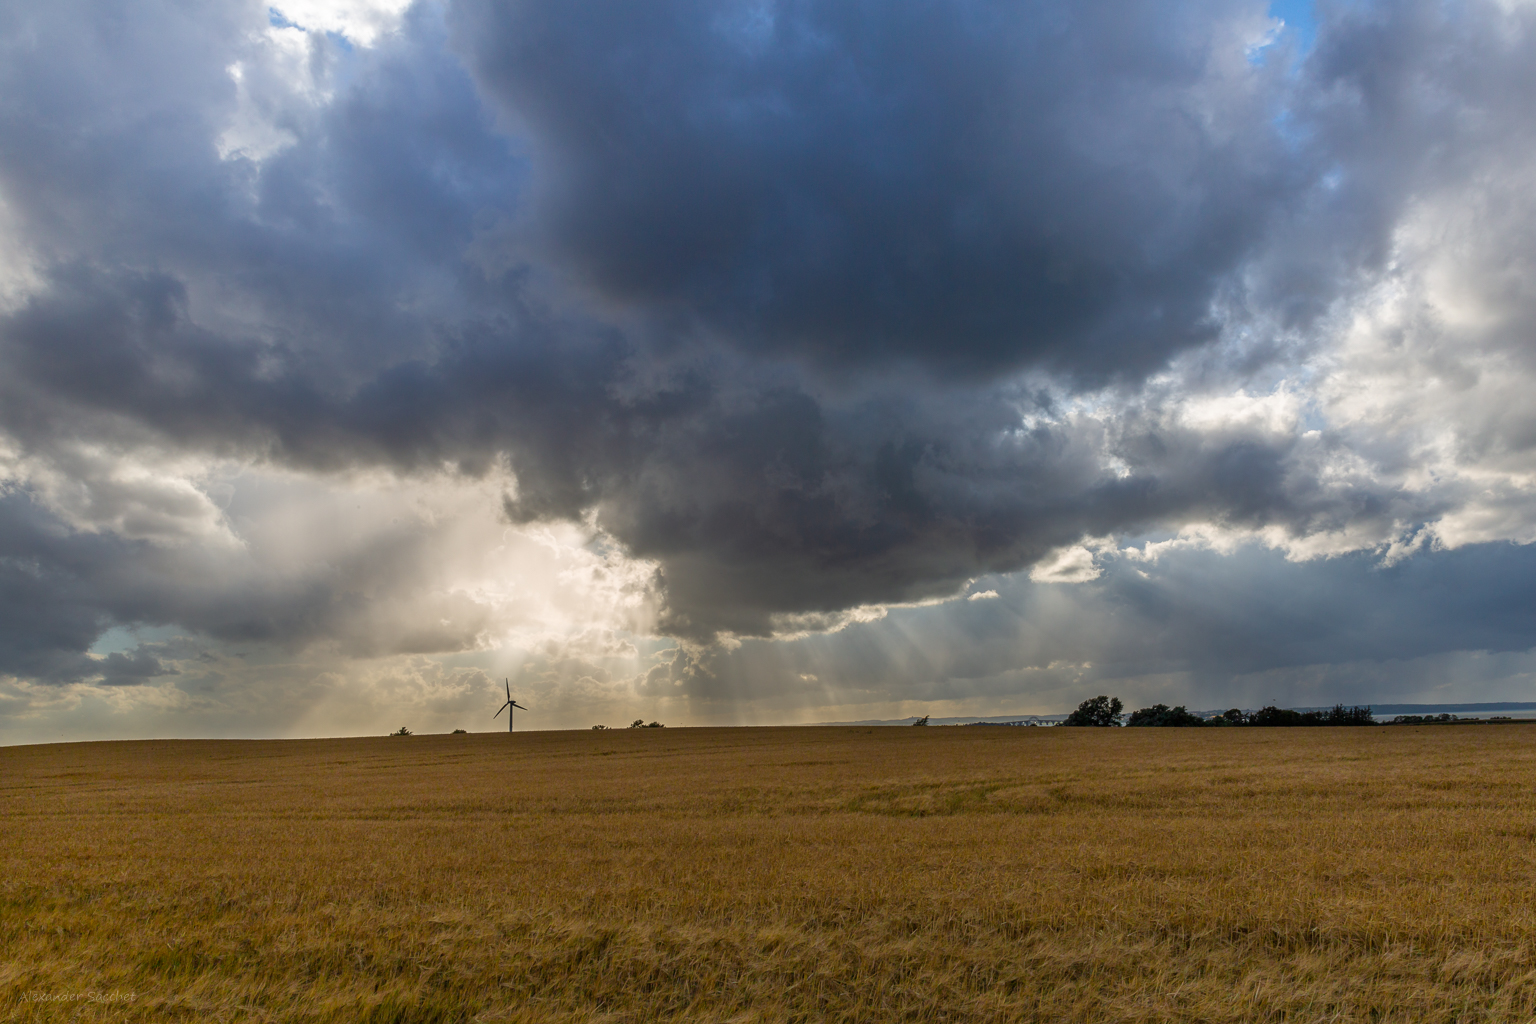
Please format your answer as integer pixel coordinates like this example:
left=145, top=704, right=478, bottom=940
left=1, top=445, right=242, bottom=549
left=269, top=0, right=415, bottom=47
left=1029, top=545, right=1102, bottom=583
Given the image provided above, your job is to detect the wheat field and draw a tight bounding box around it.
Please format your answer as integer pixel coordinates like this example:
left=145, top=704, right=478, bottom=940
left=4, top=724, right=1536, bottom=1022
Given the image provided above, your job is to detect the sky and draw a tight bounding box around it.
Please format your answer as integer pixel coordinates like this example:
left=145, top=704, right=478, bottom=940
left=3, top=0, right=1536, bottom=741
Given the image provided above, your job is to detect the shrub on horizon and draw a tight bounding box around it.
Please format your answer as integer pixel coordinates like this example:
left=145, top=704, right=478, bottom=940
left=1216, top=704, right=1376, bottom=727
left=1062, top=696, right=1123, bottom=727
left=1127, top=704, right=1205, bottom=727
left=1321, top=704, right=1376, bottom=726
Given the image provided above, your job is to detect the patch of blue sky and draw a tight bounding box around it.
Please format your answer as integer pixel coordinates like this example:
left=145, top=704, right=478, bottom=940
left=267, top=4, right=358, bottom=52
left=88, top=624, right=185, bottom=657
left=1266, top=0, right=1317, bottom=57
left=1251, top=0, right=1320, bottom=154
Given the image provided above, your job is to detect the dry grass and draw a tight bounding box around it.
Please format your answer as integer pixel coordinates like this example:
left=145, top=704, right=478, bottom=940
left=4, top=725, right=1536, bottom=1022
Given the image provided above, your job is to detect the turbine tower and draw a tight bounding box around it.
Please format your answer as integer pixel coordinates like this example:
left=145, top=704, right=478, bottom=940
left=494, top=679, right=527, bottom=733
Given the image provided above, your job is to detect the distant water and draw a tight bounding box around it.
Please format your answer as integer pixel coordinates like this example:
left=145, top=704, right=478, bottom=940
left=1328, top=703, right=1536, bottom=722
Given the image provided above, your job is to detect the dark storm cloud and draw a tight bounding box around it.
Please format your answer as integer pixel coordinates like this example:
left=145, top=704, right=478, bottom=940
left=0, top=500, right=115, bottom=683
left=96, top=648, right=177, bottom=686
left=1, top=0, right=1536, bottom=688
left=1, top=265, right=1420, bottom=644
left=0, top=0, right=521, bottom=387
left=0, top=491, right=176, bottom=683
left=452, top=0, right=1303, bottom=380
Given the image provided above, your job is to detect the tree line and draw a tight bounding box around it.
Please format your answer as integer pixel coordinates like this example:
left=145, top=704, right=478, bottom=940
left=1061, top=696, right=1377, bottom=727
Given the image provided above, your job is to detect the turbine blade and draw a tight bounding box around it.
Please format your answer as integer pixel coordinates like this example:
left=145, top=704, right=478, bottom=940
left=505, top=678, right=511, bottom=701
left=494, top=701, right=511, bottom=718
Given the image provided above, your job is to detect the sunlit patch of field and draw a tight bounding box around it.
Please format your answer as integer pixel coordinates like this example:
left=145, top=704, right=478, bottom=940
left=4, top=726, right=1536, bottom=1022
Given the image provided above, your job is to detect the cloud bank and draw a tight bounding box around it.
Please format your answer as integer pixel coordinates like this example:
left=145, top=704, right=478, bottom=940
left=3, top=0, right=1536, bottom=736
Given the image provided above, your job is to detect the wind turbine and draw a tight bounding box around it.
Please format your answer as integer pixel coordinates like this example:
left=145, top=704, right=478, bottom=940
left=494, top=679, right=527, bottom=733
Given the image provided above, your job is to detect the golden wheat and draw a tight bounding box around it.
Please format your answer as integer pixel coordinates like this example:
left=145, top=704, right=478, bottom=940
left=4, top=725, right=1536, bottom=1022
